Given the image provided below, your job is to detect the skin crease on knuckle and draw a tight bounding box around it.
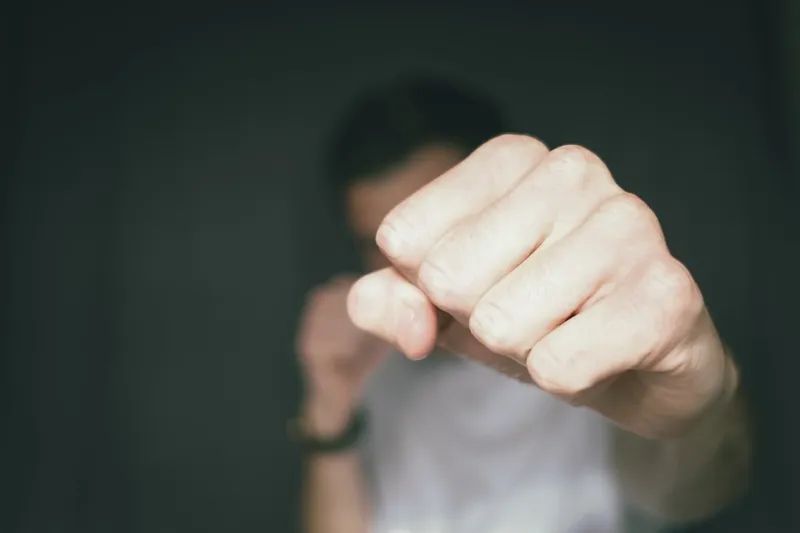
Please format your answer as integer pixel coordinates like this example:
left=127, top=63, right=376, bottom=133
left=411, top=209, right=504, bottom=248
left=468, top=300, right=531, bottom=362
left=540, top=145, right=591, bottom=189
left=479, top=134, right=549, bottom=191
left=596, top=192, right=663, bottom=243
left=416, top=258, right=456, bottom=311
left=417, top=216, right=490, bottom=306
left=376, top=210, right=419, bottom=267
left=378, top=135, right=547, bottom=267
left=526, top=340, right=591, bottom=399
left=510, top=147, right=620, bottom=253
left=536, top=144, right=620, bottom=195
left=417, top=248, right=480, bottom=317
left=620, top=256, right=703, bottom=373
left=417, top=184, right=559, bottom=315
left=472, top=219, right=615, bottom=359
left=486, top=192, right=690, bottom=392
left=385, top=136, right=549, bottom=306
left=650, top=259, right=705, bottom=348
left=376, top=138, right=710, bottom=387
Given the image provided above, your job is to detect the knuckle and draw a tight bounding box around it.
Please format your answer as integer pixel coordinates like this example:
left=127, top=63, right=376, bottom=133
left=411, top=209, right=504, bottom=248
left=551, top=144, right=608, bottom=173
left=479, top=134, right=549, bottom=183
left=527, top=343, right=596, bottom=398
left=597, top=192, right=660, bottom=236
left=482, top=133, right=548, bottom=159
left=541, top=144, right=617, bottom=191
left=417, top=259, right=464, bottom=311
left=417, top=229, right=484, bottom=312
left=646, top=257, right=694, bottom=298
left=604, top=192, right=650, bottom=222
left=469, top=301, right=526, bottom=359
left=551, top=143, right=595, bottom=162
left=643, top=257, right=702, bottom=318
left=539, top=144, right=595, bottom=188
left=376, top=210, right=418, bottom=263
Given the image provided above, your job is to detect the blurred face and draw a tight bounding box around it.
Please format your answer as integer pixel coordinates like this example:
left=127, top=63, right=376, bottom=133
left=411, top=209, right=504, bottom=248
left=345, top=143, right=465, bottom=271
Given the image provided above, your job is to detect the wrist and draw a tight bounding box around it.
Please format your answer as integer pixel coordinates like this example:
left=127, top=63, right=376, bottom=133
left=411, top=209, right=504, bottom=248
left=289, top=405, right=367, bottom=455
left=681, top=349, right=741, bottom=441
left=301, top=395, right=358, bottom=439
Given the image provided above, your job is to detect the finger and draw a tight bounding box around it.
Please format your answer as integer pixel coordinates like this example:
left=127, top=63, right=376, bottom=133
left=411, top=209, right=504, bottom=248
left=347, top=267, right=438, bottom=359
left=376, top=134, right=549, bottom=275
left=526, top=255, right=703, bottom=399
left=468, top=192, right=661, bottom=363
left=417, top=144, right=619, bottom=318
left=437, top=322, right=533, bottom=383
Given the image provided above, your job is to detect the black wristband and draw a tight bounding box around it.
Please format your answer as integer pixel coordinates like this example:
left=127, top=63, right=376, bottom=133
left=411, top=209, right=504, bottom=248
left=287, top=409, right=367, bottom=454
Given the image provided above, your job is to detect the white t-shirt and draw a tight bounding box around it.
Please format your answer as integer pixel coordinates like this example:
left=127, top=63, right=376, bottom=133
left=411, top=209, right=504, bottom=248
left=360, top=352, right=623, bottom=533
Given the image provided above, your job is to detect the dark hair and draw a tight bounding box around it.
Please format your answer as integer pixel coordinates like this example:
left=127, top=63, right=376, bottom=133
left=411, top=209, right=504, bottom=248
left=325, top=76, right=506, bottom=197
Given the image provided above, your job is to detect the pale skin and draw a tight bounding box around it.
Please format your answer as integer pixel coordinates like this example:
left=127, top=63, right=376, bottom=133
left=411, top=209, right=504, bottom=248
left=298, top=139, right=749, bottom=533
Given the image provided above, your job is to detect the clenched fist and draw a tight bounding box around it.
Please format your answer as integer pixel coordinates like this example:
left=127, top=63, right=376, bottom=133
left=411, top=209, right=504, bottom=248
left=347, top=135, right=738, bottom=439
left=297, top=275, right=390, bottom=436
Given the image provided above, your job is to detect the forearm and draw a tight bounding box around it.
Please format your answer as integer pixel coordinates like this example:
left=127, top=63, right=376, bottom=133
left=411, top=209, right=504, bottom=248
left=303, top=451, right=371, bottom=533
left=613, top=356, right=751, bottom=523
left=300, top=401, right=371, bottom=533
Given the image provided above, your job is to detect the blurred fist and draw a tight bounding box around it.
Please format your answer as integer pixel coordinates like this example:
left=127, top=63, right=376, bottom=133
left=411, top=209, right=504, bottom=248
left=296, top=275, right=389, bottom=436
left=348, top=135, right=738, bottom=439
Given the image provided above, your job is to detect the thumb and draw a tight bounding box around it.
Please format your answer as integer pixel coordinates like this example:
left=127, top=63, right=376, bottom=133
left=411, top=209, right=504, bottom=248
left=347, top=267, right=437, bottom=359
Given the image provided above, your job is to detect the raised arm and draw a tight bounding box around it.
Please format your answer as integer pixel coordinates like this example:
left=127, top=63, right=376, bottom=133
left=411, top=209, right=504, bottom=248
left=346, top=134, right=751, bottom=523
left=294, top=276, right=389, bottom=533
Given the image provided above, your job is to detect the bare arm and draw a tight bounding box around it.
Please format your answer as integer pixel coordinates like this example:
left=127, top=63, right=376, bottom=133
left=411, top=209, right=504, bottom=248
left=301, top=403, right=371, bottom=533
left=613, top=355, right=751, bottom=523
left=295, top=276, right=389, bottom=533
left=346, top=136, right=755, bottom=526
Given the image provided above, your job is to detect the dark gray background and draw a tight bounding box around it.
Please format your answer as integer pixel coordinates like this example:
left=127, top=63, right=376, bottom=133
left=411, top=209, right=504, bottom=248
left=3, top=1, right=798, bottom=532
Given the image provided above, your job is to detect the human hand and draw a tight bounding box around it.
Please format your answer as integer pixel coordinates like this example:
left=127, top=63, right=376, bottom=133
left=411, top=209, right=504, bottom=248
left=347, top=135, right=737, bottom=439
left=297, top=275, right=390, bottom=437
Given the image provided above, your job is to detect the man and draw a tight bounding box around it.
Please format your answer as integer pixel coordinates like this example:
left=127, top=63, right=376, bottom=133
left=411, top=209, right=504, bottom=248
left=292, top=78, right=749, bottom=533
